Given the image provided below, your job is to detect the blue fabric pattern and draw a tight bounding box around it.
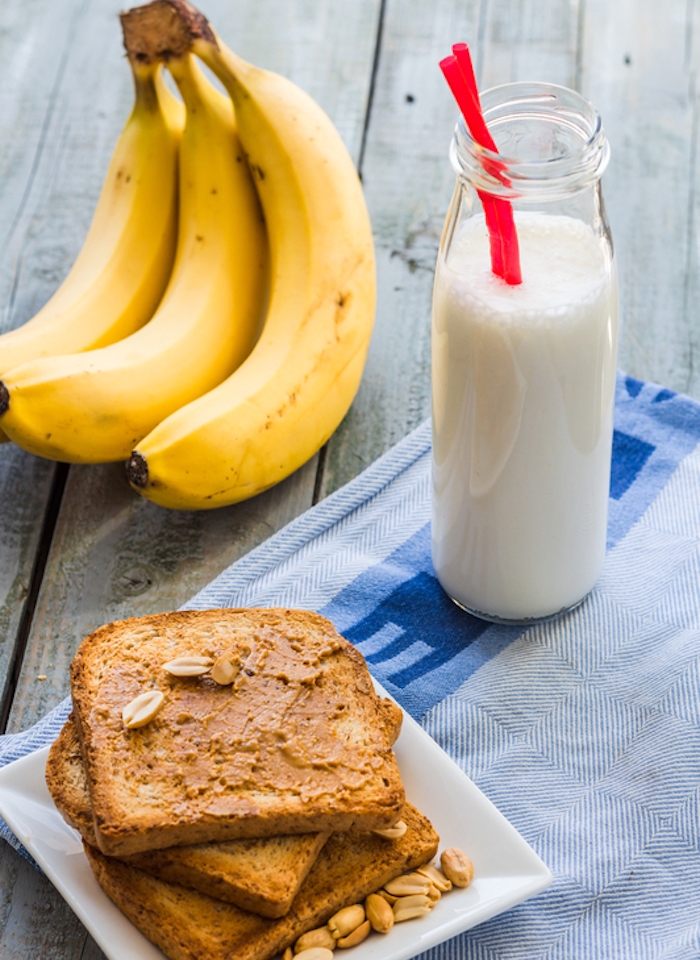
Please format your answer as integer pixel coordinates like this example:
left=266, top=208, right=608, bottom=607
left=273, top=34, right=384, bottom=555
left=2, top=369, right=700, bottom=959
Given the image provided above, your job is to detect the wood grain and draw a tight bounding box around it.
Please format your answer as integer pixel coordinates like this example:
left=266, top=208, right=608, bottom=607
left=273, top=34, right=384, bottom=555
left=0, top=0, right=99, bottom=730
left=0, top=852, right=98, bottom=960
left=581, top=0, right=700, bottom=401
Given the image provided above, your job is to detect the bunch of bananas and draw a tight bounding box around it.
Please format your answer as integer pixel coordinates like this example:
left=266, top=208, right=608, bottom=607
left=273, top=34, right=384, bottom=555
left=0, top=0, right=375, bottom=510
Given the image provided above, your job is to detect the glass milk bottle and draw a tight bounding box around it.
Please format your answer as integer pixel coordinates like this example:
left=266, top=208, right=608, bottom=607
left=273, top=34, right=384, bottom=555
left=432, top=83, right=618, bottom=623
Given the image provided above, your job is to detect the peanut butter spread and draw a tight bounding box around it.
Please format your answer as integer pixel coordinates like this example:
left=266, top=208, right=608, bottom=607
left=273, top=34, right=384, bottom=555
left=71, top=609, right=404, bottom=845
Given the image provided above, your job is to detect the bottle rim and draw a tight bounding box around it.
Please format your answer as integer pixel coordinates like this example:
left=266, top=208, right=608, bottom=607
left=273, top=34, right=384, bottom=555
left=450, top=81, right=610, bottom=200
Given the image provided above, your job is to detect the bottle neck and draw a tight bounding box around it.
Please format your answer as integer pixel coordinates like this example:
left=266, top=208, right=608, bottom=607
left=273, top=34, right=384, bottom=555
left=451, top=82, right=610, bottom=202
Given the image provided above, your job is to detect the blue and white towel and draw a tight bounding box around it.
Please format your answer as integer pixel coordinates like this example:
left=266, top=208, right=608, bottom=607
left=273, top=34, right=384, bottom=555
left=2, top=371, right=700, bottom=960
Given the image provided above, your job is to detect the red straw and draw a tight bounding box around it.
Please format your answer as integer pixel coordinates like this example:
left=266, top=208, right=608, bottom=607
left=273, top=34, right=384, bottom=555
left=440, top=45, right=521, bottom=285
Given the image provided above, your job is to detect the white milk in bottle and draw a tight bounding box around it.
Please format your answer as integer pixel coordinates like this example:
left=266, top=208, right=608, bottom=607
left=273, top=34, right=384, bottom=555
left=431, top=83, right=617, bottom=622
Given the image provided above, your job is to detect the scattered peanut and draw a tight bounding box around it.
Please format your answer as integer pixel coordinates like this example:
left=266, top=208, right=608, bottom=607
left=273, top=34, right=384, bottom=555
left=336, top=920, right=371, bottom=948
left=288, top=846, right=474, bottom=956
left=365, top=893, right=394, bottom=934
left=393, top=894, right=432, bottom=923
left=294, top=950, right=334, bottom=960
left=372, top=820, right=407, bottom=840
left=210, top=655, right=240, bottom=685
left=162, top=656, right=213, bottom=677
left=440, top=848, right=474, bottom=888
left=328, top=904, right=365, bottom=939
left=384, top=873, right=432, bottom=897
left=294, top=927, right=336, bottom=953
left=122, top=690, right=164, bottom=729
left=416, top=863, right=452, bottom=892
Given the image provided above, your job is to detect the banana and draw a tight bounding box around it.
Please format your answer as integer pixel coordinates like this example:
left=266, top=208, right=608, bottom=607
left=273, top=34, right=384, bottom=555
left=0, top=56, right=183, bottom=405
left=0, top=55, right=181, bottom=445
left=0, top=52, right=267, bottom=463
left=124, top=4, right=375, bottom=510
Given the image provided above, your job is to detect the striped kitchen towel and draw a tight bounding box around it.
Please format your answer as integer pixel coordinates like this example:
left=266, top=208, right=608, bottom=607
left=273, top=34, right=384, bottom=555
left=2, top=371, right=700, bottom=959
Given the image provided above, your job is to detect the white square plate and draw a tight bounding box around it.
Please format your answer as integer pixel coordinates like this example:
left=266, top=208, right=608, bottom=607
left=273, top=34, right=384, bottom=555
left=0, top=702, right=551, bottom=960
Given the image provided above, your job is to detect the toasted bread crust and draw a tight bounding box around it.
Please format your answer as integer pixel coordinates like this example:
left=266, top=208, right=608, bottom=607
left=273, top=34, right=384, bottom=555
left=46, top=714, right=98, bottom=845
left=46, top=714, right=331, bottom=916
left=85, top=803, right=439, bottom=960
left=71, top=609, right=405, bottom=856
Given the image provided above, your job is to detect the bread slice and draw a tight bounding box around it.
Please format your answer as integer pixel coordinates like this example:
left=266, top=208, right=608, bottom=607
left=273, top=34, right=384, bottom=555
left=85, top=802, right=439, bottom=960
left=46, top=716, right=330, bottom=917
left=70, top=608, right=405, bottom=857
left=46, top=714, right=98, bottom=845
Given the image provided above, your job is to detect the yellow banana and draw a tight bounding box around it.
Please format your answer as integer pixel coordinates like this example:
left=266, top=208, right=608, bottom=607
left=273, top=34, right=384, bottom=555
left=0, top=56, right=183, bottom=417
left=125, top=6, right=375, bottom=510
left=0, top=53, right=267, bottom=463
left=0, top=55, right=180, bottom=445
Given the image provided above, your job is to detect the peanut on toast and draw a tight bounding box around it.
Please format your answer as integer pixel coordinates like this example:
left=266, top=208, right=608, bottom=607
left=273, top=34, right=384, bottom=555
left=70, top=608, right=405, bottom=856
left=46, top=716, right=330, bottom=917
left=85, top=801, right=439, bottom=960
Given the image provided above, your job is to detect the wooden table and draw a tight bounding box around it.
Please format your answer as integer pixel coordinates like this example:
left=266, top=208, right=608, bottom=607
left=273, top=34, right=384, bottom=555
left=0, top=0, right=696, bottom=954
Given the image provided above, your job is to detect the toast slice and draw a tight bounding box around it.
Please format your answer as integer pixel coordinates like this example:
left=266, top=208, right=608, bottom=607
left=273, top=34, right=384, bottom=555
left=70, top=608, right=405, bottom=856
left=85, top=802, right=439, bottom=960
left=46, top=716, right=330, bottom=917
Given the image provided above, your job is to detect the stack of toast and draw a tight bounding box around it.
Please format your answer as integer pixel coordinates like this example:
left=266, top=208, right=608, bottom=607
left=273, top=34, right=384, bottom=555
left=47, top=608, right=440, bottom=960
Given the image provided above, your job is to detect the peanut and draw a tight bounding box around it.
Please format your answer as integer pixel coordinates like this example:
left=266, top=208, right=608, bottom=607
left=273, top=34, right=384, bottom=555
left=416, top=863, right=452, bottom=892
left=384, top=873, right=432, bottom=897
left=327, top=904, right=365, bottom=940
left=294, top=927, right=336, bottom=953
left=392, top=894, right=432, bottom=923
left=365, top=893, right=394, bottom=933
left=294, top=950, right=334, bottom=960
left=210, top=655, right=240, bottom=685
left=283, top=949, right=294, bottom=960
left=372, top=820, right=407, bottom=840
left=440, top=848, right=474, bottom=888
left=162, top=656, right=213, bottom=677
left=122, top=690, right=164, bottom=729
left=336, top=920, right=371, bottom=948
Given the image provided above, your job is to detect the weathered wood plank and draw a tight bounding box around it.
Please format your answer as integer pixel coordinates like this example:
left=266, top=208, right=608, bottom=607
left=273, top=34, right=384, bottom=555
left=581, top=0, right=700, bottom=399
left=0, top=448, right=56, bottom=726
left=479, top=0, right=580, bottom=89
left=0, top=0, right=96, bottom=727
left=319, top=0, right=585, bottom=498
left=0, top=853, right=101, bottom=960
left=0, top=1, right=112, bottom=954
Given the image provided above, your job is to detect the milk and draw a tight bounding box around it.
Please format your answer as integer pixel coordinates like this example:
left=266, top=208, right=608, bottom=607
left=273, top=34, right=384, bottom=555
left=432, top=211, right=618, bottom=621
